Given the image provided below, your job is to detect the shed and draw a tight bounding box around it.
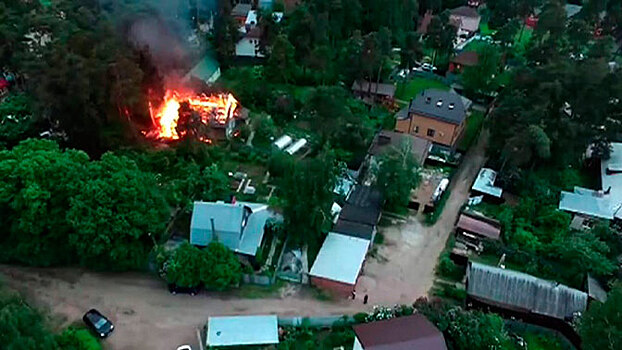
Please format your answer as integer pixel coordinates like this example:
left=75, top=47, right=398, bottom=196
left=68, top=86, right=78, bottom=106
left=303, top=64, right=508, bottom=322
left=351, top=81, right=396, bottom=98
left=339, top=186, right=383, bottom=227
left=368, top=130, right=432, bottom=165
left=558, top=187, right=614, bottom=220
left=352, top=314, right=447, bottom=350
left=456, top=212, right=501, bottom=240
left=471, top=168, right=503, bottom=198
left=466, top=262, right=588, bottom=321
left=333, top=219, right=375, bottom=241
left=206, top=315, right=279, bottom=347
left=309, top=233, right=370, bottom=297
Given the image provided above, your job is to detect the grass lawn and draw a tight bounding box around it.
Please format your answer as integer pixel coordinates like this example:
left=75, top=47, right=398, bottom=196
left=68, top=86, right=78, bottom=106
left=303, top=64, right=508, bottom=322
left=513, top=27, right=534, bottom=55
left=395, top=77, right=450, bottom=102
left=520, top=332, right=565, bottom=350
left=458, top=110, right=485, bottom=152
left=479, top=22, right=496, bottom=36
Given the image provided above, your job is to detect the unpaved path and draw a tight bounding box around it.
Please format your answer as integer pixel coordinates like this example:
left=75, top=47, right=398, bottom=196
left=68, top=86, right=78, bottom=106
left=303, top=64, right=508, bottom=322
left=0, top=129, right=488, bottom=350
left=357, top=128, right=488, bottom=304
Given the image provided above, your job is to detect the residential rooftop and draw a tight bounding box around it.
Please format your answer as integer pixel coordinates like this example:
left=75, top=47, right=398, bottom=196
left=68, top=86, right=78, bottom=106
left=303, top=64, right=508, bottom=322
left=409, top=89, right=467, bottom=125
left=353, top=314, right=447, bottom=350
left=309, top=232, right=369, bottom=284
left=206, top=315, right=279, bottom=347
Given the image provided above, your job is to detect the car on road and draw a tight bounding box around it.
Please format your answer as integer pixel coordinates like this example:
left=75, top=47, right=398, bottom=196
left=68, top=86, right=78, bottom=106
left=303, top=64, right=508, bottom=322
left=83, top=309, right=114, bottom=338
left=176, top=346, right=192, bottom=350
left=168, top=283, right=201, bottom=296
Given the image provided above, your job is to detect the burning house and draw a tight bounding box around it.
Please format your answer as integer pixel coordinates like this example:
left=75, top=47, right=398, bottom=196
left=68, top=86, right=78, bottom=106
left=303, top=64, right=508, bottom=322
left=145, top=89, right=246, bottom=143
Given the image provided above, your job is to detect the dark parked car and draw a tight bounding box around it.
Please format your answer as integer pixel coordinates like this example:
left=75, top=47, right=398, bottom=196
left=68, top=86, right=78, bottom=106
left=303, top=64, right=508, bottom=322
left=168, top=283, right=201, bottom=295
left=83, top=309, right=114, bottom=338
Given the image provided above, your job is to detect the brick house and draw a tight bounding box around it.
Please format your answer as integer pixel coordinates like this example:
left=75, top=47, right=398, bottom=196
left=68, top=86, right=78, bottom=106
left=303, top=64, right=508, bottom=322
left=395, top=89, right=467, bottom=148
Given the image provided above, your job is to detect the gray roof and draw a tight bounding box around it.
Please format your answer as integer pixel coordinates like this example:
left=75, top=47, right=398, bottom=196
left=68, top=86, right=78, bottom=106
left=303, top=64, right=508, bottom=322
left=190, top=201, right=271, bottom=256
left=207, top=315, right=279, bottom=346
left=410, top=89, right=467, bottom=125
left=467, top=262, right=588, bottom=320
left=558, top=187, right=615, bottom=220
left=368, top=130, right=432, bottom=165
left=333, top=219, right=375, bottom=241
left=309, top=232, right=369, bottom=284
left=600, top=142, right=622, bottom=219
left=587, top=275, right=608, bottom=303
left=565, top=4, right=582, bottom=18
left=231, top=3, right=252, bottom=17
left=472, top=168, right=503, bottom=198
left=351, top=80, right=396, bottom=98
left=185, top=54, right=219, bottom=82
left=451, top=6, right=480, bottom=18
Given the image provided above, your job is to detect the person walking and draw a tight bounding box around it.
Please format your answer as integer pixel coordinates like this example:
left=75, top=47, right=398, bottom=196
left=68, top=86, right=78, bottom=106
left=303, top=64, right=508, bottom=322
left=363, top=294, right=369, bottom=304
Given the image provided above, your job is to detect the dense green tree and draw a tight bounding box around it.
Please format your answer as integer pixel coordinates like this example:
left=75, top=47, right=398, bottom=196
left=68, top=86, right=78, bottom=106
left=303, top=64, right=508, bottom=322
left=55, top=327, right=103, bottom=350
left=212, top=0, right=240, bottom=67
left=400, top=31, right=423, bottom=69
left=0, top=139, right=89, bottom=265
left=281, top=152, right=338, bottom=248
left=425, top=12, right=456, bottom=65
left=267, top=34, right=296, bottom=83
left=66, top=153, right=169, bottom=270
left=0, top=93, right=39, bottom=148
left=461, top=44, right=502, bottom=94
left=0, top=294, right=59, bottom=350
left=580, top=284, right=622, bottom=350
left=375, top=140, right=421, bottom=211
left=165, top=242, right=204, bottom=287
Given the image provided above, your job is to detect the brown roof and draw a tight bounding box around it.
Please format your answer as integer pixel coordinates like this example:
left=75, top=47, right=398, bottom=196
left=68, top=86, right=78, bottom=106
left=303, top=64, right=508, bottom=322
left=352, top=80, right=396, bottom=98
left=353, top=314, right=447, bottom=350
left=451, top=5, right=480, bottom=18
left=369, top=130, right=431, bottom=165
left=456, top=213, right=501, bottom=240
left=451, top=51, right=479, bottom=66
left=417, top=11, right=434, bottom=34
left=245, top=26, right=263, bottom=39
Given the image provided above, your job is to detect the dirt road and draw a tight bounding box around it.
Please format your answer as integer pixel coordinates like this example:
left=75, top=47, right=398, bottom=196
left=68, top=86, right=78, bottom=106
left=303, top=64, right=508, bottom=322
left=0, top=129, right=487, bottom=350
left=357, top=128, right=488, bottom=304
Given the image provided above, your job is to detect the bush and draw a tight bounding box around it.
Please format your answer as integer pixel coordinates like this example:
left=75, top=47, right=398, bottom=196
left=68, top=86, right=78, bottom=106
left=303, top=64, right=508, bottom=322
left=437, top=252, right=463, bottom=281
left=162, top=242, right=242, bottom=290
left=425, top=189, right=451, bottom=225
left=55, top=327, right=102, bottom=350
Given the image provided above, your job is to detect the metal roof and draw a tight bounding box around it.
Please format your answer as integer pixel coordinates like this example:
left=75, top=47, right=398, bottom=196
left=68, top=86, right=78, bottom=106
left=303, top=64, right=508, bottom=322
left=471, top=168, right=503, bottom=198
left=450, top=5, right=480, bottom=18
left=600, top=142, right=622, bottom=219
left=206, top=315, right=279, bottom=347
left=231, top=3, right=252, bottom=17
left=587, top=275, right=608, bottom=303
left=467, top=262, right=588, bottom=320
left=185, top=55, right=219, bottom=82
left=190, top=201, right=270, bottom=256
left=339, top=186, right=383, bottom=226
left=410, top=89, right=467, bottom=125
left=309, top=233, right=370, bottom=284
left=353, top=314, right=447, bottom=350
left=333, top=219, right=374, bottom=241
left=558, top=190, right=614, bottom=220
left=457, top=213, right=501, bottom=240
left=351, top=80, right=396, bottom=97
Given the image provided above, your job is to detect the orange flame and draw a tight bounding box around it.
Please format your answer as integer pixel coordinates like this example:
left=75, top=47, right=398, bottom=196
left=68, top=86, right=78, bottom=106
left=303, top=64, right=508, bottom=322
left=149, top=89, right=239, bottom=141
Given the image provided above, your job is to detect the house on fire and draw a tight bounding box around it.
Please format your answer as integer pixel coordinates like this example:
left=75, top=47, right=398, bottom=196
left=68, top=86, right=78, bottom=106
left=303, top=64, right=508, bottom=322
left=190, top=201, right=271, bottom=257
left=352, top=314, right=447, bottom=350
left=395, top=89, right=468, bottom=149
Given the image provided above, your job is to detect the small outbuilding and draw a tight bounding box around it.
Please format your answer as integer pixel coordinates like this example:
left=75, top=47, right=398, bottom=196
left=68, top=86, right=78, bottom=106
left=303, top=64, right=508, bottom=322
left=471, top=168, right=503, bottom=200
left=309, top=233, right=370, bottom=297
left=206, top=315, right=279, bottom=347
left=456, top=211, right=501, bottom=251
left=351, top=80, right=396, bottom=105
left=352, top=314, right=447, bottom=350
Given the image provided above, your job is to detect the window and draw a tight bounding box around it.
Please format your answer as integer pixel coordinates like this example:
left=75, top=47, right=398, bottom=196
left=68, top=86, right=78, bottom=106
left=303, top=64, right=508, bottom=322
left=413, top=126, right=419, bottom=134
left=427, top=128, right=436, bottom=137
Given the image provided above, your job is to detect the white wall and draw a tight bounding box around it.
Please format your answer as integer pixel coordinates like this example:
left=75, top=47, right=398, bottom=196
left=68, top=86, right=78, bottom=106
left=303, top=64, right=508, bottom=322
left=236, top=38, right=264, bottom=57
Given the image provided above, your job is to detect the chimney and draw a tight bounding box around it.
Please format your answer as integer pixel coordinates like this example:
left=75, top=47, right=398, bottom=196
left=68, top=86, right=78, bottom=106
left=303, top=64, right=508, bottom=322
left=436, top=99, right=443, bottom=107
left=449, top=103, right=455, bottom=110
left=210, top=218, right=218, bottom=241
left=425, top=97, right=431, bottom=104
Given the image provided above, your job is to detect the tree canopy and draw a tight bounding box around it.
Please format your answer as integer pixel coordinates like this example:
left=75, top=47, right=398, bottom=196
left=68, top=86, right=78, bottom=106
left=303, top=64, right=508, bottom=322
left=580, top=283, right=622, bottom=350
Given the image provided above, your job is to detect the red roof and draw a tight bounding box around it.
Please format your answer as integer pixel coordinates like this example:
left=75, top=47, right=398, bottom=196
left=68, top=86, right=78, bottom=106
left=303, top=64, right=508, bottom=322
left=456, top=213, right=501, bottom=240
left=0, top=79, right=8, bottom=90
left=451, top=51, right=479, bottom=66
left=353, top=314, right=447, bottom=350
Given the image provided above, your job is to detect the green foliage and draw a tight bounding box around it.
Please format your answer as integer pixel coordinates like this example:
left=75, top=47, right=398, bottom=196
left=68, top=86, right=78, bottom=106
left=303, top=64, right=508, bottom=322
left=461, top=43, right=502, bottom=94
left=580, top=283, right=622, bottom=350
left=66, top=153, right=169, bottom=270
left=0, top=93, right=38, bottom=148
left=415, top=298, right=513, bottom=350
left=267, top=34, right=296, bottom=83
left=280, top=152, right=338, bottom=248
left=0, top=139, right=89, bottom=265
left=437, top=252, right=463, bottom=281
left=457, top=110, right=485, bottom=151
left=55, top=327, right=102, bottom=350
left=375, top=140, right=421, bottom=211
left=425, top=189, right=451, bottom=225
left=164, top=242, right=242, bottom=290
left=0, top=293, right=59, bottom=349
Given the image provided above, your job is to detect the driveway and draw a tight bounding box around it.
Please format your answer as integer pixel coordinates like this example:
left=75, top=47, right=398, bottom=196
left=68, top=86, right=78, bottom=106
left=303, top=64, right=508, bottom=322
left=0, top=129, right=488, bottom=350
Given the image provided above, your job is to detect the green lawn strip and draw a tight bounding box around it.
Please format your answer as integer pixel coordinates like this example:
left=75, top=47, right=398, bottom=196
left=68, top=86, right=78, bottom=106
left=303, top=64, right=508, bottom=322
left=457, top=110, right=485, bottom=152
left=395, top=77, right=450, bottom=102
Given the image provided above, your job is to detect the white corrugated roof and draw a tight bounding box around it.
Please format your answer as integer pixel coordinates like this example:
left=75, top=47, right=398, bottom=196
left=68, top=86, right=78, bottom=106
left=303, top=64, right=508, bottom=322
left=309, top=233, right=369, bottom=285
left=601, top=143, right=622, bottom=219
left=559, top=190, right=614, bottom=220
left=472, top=168, right=503, bottom=198
left=207, top=315, right=279, bottom=346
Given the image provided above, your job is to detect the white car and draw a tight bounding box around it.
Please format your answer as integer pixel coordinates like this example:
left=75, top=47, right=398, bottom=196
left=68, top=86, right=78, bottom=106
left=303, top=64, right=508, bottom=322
left=176, top=346, right=192, bottom=350
left=421, top=63, right=437, bottom=72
